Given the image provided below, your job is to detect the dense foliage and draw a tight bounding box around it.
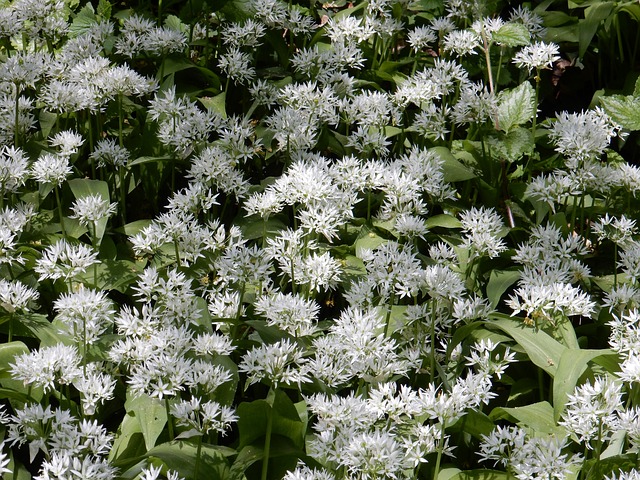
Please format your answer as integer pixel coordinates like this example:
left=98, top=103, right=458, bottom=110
left=3, top=0, right=640, bottom=479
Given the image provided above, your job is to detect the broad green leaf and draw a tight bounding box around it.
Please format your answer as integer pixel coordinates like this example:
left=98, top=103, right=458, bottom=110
left=21, top=313, right=68, bottom=347
left=600, top=94, right=640, bottom=130
left=354, top=227, right=388, bottom=256
left=83, top=259, right=141, bottom=292
left=447, top=470, right=509, bottom=480
left=489, top=128, right=534, bottom=163
left=67, top=178, right=112, bottom=245
left=199, top=92, right=227, bottom=119
left=492, top=23, right=531, bottom=47
left=5, top=452, right=32, bottom=480
left=425, top=214, right=462, bottom=229
left=486, top=269, right=520, bottom=308
left=490, top=314, right=566, bottom=377
left=497, top=83, right=535, bottom=133
left=97, top=0, right=111, bottom=18
left=126, top=395, right=167, bottom=451
left=129, top=155, right=173, bottom=166
left=553, top=349, right=617, bottom=421
left=117, top=219, right=153, bottom=236
left=39, top=110, right=57, bottom=139
left=450, top=410, right=495, bottom=439
left=579, top=2, right=614, bottom=59
left=432, top=146, right=477, bottom=182
left=581, top=454, right=637, bottom=480
left=0, top=341, right=42, bottom=404
left=490, top=401, right=560, bottom=434
left=0, top=341, right=29, bottom=378
left=109, top=411, right=146, bottom=462
left=602, top=430, right=627, bottom=459
left=236, top=215, right=286, bottom=241
left=69, top=3, right=96, bottom=37
left=237, top=389, right=305, bottom=450
left=144, top=441, right=231, bottom=480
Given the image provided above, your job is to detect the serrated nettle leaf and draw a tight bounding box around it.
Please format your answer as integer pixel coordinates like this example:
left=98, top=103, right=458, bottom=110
left=497, top=82, right=535, bottom=133
left=600, top=94, right=640, bottom=130
left=492, top=23, right=531, bottom=47
left=488, top=128, right=534, bottom=162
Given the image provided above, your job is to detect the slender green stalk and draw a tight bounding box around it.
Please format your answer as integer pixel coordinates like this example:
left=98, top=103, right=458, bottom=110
left=8, top=312, right=13, bottom=343
left=165, top=398, right=174, bottom=440
left=14, top=83, right=20, bottom=148
left=194, top=435, right=203, bottom=480
left=55, top=186, right=66, bottom=237
left=430, top=299, right=438, bottom=384
left=533, top=68, right=541, bottom=137
left=384, top=291, right=396, bottom=337
left=433, top=422, right=446, bottom=480
left=119, top=166, right=127, bottom=225
left=261, top=400, right=274, bottom=480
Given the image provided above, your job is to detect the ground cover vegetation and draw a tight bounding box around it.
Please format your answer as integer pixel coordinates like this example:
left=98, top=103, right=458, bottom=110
left=2, top=0, right=640, bottom=478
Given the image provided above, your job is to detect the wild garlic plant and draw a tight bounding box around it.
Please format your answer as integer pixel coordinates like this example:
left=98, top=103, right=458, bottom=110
left=3, top=0, right=640, bottom=479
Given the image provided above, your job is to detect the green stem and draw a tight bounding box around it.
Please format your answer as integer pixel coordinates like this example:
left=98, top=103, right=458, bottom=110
left=165, top=398, right=174, bottom=440
left=533, top=71, right=541, bottom=137
left=194, top=435, right=202, bottom=480
left=232, top=283, right=246, bottom=341
left=430, top=299, right=438, bottom=384
left=117, top=94, right=124, bottom=148
left=55, top=186, right=66, bottom=237
left=261, top=398, right=274, bottom=480
left=14, top=83, right=20, bottom=148
left=8, top=313, right=13, bottom=342
left=384, top=291, right=396, bottom=337
left=433, top=422, right=446, bottom=480
left=119, top=166, right=127, bottom=225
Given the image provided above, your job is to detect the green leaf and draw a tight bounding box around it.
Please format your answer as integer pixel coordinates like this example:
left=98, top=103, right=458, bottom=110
left=69, top=2, right=96, bottom=37
left=492, top=23, right=531, bottom=47
left=432, top=146, right=477, bottom=182
left=490, top=401, right=560, bottom=434
left=97, top=0, right=112, bottom=18
left=425, top=214, right=462, bottom=229
left=489, top=128, right=534, bottom=163
left=238, top=389, right=305, bottom=450
left=109, top=411, right=146, bottom=463
left=199, top=92, right=227, bottom=119
left=145, top=441, right=231, bottom=480
left=354, top=227, right=388, bottom=256
left=486, top=269, right=520, bottom=308
left=497, top=82, right=535, bottom=133
left=600, top=94, right=640, bottom=130
left=490, top=314, right=566, bottom=377
left=81, top=259, right=141, bottom=292
left=126, top=395, right=167, bottom=451
left=129, top=155, right=173, bottom=166
left=450, top=409, right=495, bottom=439
left=67, top=178, right=112, bottom=245
left=579, top=2, right=615, bottom=59
left=447, top=470, right=509, bottom=480
left=553, top=349, right=617, bottom=421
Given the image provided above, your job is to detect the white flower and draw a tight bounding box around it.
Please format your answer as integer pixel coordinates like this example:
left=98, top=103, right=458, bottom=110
left=70, top=194, right=117, bottom=227
left=513, top=41, right=560, bottom=72
left=30, top=153, right=71, bottom=187
left=0, top=441, right=11, bottom=476
left=34, top=239, right=99, bottom=282
left=239, top=339, right=310, bottom=389
left=49, top=130, right=84, bottom=157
